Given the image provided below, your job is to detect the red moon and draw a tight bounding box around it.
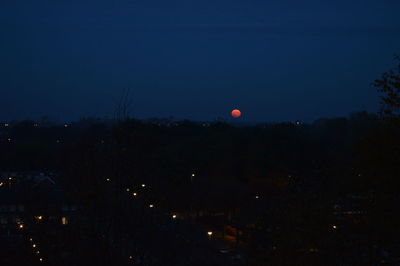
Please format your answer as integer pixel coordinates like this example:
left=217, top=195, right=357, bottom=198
left=231, top=109, right=241, bottom=118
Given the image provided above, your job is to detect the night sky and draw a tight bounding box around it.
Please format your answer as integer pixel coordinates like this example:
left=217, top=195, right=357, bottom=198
left=1, top=0, right=400, bottom=122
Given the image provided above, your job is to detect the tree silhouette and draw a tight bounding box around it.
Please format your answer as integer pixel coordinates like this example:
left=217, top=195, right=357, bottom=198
left=374, top=56, right=400, bottom=119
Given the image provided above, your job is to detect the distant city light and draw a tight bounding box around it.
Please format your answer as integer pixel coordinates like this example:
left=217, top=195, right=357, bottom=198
left=19, top=224, right=24, bottom=229
left=64, top=124, right=68, bottom=128
left=255, top=195, right=260, bottom=199
left=129, top=256, right=133, bottom=260
left=39, top=258, right=43, bottom=262
left=32, top=244, right=36, bottom=248
left=132, top=192, right=137, bottom=197
left=36, top=250, right=40, bottom=254
left=35, top=216, right=43, bottom=221
left=172, top=214, right=177, bottom=219
left=207, top=231, right=213, bottom=237
left=149, top=204, right=154, bottom=208
left=332, top=225, right=337, bottom=229
left=4, top=123, right=9, bottom=127
left=106, top=178, right=111, bottom=182
left=141, top=184, right=146, bottom=188
left=126, top=188, right=130, bottom=192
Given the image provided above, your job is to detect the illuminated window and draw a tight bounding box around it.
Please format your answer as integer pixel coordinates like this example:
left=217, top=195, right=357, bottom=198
left=61, top=217, right=68, bottom=225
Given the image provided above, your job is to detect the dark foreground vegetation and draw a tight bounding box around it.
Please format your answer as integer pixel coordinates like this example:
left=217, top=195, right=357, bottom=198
left=1, top=60, right=400, bottom=265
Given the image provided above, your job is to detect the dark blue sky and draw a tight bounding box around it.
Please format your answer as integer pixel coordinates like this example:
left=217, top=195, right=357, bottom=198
left=1, top=0, right=400, bottom=122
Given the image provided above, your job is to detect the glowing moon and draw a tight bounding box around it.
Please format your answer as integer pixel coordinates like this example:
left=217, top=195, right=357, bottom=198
left=231, top=109, right=241, bottom=118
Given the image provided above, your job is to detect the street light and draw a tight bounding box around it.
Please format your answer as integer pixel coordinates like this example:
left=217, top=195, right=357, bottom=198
left=141, top=184, right=146, bottom=188
left=149, top=204, right=154, bottom=208
left=207, top=231, right=213, bottom=238
left=172, top=214, right=177, bottom=219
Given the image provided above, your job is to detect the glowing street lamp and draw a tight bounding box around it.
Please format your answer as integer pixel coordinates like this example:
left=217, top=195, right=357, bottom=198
left=207, top=231, right=213, bottom=238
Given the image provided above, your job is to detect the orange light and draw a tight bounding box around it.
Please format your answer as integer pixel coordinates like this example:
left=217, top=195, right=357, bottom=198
left=231, top=109, right=241, bottom=118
